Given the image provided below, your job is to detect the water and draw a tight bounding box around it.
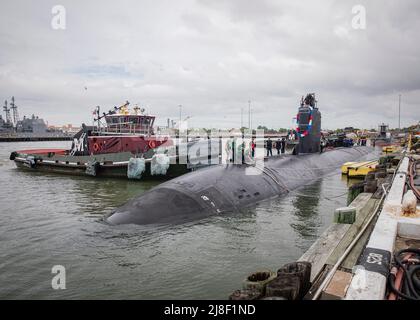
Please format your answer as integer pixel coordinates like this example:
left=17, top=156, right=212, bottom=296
left=0, top=141, right=375, bottom=299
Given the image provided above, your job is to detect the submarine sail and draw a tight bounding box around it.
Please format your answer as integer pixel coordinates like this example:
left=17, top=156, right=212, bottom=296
left=297, top=93, right=321, bottom=154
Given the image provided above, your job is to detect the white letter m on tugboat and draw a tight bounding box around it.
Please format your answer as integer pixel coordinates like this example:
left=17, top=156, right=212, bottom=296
left=71, top=132, right=86, bottom=155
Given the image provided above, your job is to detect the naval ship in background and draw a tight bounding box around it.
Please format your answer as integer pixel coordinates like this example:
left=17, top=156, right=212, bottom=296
left=0, top=97, right=70, bottom=141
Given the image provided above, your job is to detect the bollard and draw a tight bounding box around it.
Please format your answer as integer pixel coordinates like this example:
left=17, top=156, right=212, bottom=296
left=277, top=261, right=312, bottom=299
left=242, top=270, right=276, bottom=295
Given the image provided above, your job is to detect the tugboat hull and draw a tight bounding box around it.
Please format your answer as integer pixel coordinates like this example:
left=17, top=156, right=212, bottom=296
left=12, top=150, right=188, bottom=180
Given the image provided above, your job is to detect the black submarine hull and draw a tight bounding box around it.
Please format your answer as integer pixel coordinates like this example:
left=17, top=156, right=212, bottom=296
left=107, top=146, right=372, bottom=225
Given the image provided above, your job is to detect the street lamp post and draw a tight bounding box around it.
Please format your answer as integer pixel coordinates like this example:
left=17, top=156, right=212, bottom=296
left=250, top=108, right=252, bottom=132
left=398, top=94, right=401, bottom=131
left=248, top=100, right=251, bottom=129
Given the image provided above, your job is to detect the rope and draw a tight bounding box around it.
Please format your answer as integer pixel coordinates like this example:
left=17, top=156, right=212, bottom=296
left=253, top=163, right=289, bottom=192
left=288, top=189, right=349, bottom=203
left=251, top=163, right=359, bottom=204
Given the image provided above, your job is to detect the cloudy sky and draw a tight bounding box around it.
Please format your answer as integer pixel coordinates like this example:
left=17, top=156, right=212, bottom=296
left=0, top=0, right=419, bottom=129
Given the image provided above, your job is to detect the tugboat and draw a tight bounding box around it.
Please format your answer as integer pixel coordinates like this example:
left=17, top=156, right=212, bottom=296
left=10, top=101, right=187, bottom=180
left=70, top=101, right=170, bottom=156
left=372, top=123, right=392, bottom=146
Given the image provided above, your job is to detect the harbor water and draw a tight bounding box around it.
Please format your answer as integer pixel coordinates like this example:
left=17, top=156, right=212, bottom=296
left=0, top=141, right=377, bottom=299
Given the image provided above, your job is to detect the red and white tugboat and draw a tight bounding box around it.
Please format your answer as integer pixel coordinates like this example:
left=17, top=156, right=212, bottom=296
left=10, top=101, right=186, bottom=179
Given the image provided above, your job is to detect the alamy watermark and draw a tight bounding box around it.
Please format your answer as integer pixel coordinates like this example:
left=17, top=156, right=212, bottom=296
left=51, top=5, right=66, bottom=30
left=351, top=5, right=366, bottom=30
left=50, top=5, right=366, bottom=31
left=51, top=265, right=66, bottom=289
left=70, top=123, right=272, bottom=175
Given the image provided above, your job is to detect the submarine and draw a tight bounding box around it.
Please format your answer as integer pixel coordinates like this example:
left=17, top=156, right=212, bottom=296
left=107, top=94, right=373, bottom=225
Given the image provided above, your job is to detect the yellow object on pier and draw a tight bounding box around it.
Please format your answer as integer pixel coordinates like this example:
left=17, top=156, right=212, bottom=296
left=341, top=160, right=378, bottom=177
left=341, top=162, right=357, bottom=174
left=382, top=145, right=399, bottom=154
left=348, top=161, right=378, bottom=177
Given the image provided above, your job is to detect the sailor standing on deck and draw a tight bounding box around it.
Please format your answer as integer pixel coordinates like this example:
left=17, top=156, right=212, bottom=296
left=266, top=137, right=273, bottom=157
left=275, top=138, right=281, bottom=155
left=250, top=138, right=256, bottom=158
left=281, top=137, right=286, bottom=154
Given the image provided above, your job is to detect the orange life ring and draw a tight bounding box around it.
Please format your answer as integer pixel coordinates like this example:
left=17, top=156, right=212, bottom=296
left=148, top=140, right=157, bottom=149
left=93, top=143, right=100, bottom=152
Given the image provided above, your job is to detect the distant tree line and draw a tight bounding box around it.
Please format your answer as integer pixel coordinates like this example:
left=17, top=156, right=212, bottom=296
left=255, top=126, right=289, bottom=133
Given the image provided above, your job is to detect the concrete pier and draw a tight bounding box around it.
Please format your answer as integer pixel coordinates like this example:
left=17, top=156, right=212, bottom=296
left=346, top=156, right=420, bottom=300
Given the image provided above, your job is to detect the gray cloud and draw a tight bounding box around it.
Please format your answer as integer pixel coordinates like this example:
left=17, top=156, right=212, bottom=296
left=0, top=0, right=419, bottom=129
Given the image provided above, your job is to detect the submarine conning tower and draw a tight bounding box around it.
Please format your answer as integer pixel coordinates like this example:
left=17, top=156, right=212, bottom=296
left=296, top=93, right=321, bottom=154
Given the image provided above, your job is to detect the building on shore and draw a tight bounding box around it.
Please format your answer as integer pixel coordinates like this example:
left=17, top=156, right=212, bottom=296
left=48, top=124, right=82, bottom=135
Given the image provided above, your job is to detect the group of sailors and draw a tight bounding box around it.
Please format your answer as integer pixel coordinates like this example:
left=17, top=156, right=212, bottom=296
left=265, top=137, right=286, bottom=157
left=226, top=132, right=363, bottom=162
left=225, top=137, right=271, bottom=163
